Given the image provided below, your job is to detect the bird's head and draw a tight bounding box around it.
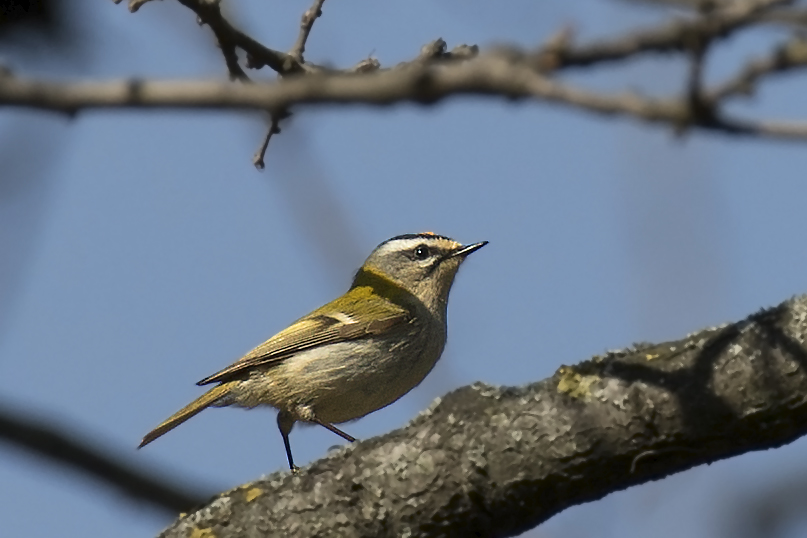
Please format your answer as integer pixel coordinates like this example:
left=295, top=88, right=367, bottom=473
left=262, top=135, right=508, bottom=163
left=356, top=232, right=487, bottom=311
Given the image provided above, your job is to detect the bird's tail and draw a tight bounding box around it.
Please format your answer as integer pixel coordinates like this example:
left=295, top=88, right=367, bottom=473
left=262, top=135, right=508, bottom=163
left=138, top=383, right=233, bottom=448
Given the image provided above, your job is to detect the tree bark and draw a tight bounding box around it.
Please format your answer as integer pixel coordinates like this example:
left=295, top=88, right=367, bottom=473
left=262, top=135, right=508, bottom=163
left=159, top=293, right=807, bottom=538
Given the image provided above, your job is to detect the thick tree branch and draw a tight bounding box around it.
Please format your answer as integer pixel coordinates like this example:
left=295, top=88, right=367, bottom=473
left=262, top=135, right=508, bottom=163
left=0, top=403, right=211, bottom=514
left=2, top=50, right=806, bottom=140
left=157, top=293, right=807, bottom=537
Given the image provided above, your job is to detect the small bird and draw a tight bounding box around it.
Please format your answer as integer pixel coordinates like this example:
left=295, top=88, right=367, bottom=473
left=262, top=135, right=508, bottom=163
left=138, top=232, right=487, bottom=471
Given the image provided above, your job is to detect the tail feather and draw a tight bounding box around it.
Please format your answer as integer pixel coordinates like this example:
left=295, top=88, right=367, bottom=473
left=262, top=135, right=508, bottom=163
left=138, top=384, right=232, bottom=448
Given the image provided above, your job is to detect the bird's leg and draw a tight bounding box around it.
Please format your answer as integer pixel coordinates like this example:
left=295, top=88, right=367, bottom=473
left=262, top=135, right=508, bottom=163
left=312, top=418, right=356, bottom=443
left=295, top=406, right=357, bottom=444
left=276, top=411, right=299, bottom=473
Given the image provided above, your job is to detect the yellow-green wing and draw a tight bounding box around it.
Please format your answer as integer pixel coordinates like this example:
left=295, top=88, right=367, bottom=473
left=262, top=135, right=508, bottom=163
left=196, top=295, right=411, bottom=386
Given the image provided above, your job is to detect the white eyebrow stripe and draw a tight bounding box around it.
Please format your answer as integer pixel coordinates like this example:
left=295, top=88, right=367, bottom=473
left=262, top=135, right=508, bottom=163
left=374, top=238, right=426, bottom=255
left=374, top=237, right=459, bottom=257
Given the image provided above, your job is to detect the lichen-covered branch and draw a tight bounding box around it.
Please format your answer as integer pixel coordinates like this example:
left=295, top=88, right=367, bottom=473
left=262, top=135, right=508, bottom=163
left=158, top=293, right=807, bottom=538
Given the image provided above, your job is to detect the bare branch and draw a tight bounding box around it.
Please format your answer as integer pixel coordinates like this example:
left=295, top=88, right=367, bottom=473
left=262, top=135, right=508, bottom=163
left=156, top=294, right=807, bottom=537
left=539, top=0, right=791, bottom=71
left=290, top=0, right=327, bottom=63
left=756, top=6, right=807, bottom=28
left=110, top=0, right=807, bottom=162
left=253, top=0, right=326, bottom=168
left=2, top=50, right=806, bottom=140
left=0, top=403, right=211, bottom=514
left=678, top=10, right=716, bottom=135
left=252, top=113, right=282, bottom=170
left=708, top=35, right=807, bottom=101
left=112, top=0, right=155, bottom=13
left=626, top=1, right=807, bottom=31
left=122, top=0, right=302, bottom=76
left=121, top=0, right=795, bottom=77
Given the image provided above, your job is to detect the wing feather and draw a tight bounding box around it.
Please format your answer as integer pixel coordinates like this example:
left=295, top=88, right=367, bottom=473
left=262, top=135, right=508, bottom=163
left=196, top=299, right=410, bottom=386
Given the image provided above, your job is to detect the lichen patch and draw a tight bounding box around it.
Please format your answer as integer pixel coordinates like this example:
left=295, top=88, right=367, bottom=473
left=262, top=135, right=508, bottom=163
left=556, top=366, right=600, bottom=400
left=244, top=487, right=263, bottom=502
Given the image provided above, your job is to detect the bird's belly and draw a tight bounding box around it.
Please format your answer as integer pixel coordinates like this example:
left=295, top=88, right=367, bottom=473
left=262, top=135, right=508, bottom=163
left=234, top=332, right=444, bottom=424
left=312, top=339, right=442, bottom=423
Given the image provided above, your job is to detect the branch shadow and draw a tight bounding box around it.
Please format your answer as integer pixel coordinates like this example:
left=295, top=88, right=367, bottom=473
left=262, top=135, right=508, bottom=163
left=604, top=302, right=807, bottom=464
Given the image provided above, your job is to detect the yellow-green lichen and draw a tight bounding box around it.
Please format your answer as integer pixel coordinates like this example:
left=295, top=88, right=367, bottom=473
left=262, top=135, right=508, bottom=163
left=556, top=366, right=600, bottom=399
left=244, top=487, right=263, bottom=502
left=189, top=528, right=216, bottom=538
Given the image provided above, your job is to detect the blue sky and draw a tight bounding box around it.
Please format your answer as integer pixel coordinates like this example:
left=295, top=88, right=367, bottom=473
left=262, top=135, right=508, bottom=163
left=1, top=1, right=807, bottom=537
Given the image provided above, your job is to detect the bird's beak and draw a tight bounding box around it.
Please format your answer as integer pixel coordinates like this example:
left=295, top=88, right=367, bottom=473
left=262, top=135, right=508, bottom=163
left=448, top=241, right=488, bottom=259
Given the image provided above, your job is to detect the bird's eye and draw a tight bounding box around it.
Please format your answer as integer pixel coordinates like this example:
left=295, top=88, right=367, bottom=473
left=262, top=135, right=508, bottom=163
left=413, top=245, right=430, bottom=260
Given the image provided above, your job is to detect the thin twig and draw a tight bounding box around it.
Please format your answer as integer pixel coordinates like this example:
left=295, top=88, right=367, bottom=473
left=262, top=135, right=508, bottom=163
left=253, top=0, right=327, bottom=168
left=679, top=16, right=715, bottom=134
left=290, top=0, right=327, bottom=63
left=708, top=35, right=807, bottom=101
left=111, top=0, right=155, bottom=13
left=756, top=6, right=807, bottom=28
left=171, top=0, right=301, bottom=76
left=0, top=404, right=211, bottom=514
left=120, top=0, right=278, bottom=88
left=686, top=4, right=709, bottom=102
left=253, top=113, right=282, bottom=170
left=539, top=0, right=790, bottom=71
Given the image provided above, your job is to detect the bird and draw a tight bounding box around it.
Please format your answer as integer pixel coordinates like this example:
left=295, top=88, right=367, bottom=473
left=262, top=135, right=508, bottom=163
left=138, top=232, right=487, bottom=471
